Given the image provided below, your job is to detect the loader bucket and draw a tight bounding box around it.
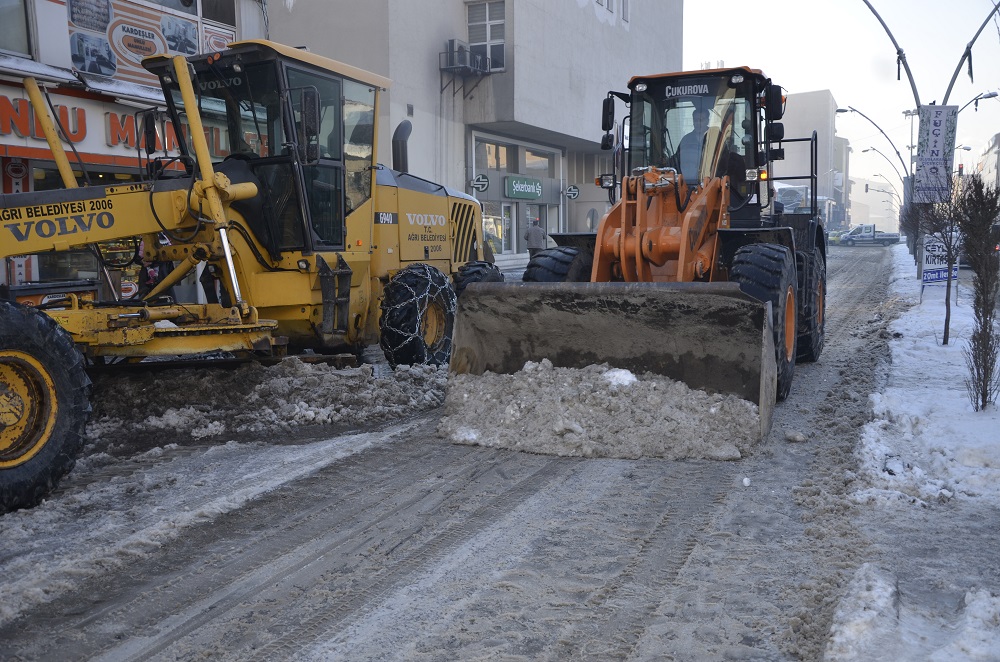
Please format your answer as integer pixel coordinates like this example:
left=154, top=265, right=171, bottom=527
left=450, top=281, right=776, bottom=438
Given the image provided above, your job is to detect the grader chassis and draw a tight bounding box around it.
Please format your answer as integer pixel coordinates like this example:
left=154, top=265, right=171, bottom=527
left=0, top=41, right=501, bottom=512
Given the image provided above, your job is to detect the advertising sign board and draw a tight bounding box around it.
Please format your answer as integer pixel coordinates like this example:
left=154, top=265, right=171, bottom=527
left=913, top=105, right=958, bottom=204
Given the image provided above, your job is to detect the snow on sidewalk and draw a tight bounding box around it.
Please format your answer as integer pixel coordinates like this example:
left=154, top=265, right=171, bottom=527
left=826, top=244, right=1000, bottom=660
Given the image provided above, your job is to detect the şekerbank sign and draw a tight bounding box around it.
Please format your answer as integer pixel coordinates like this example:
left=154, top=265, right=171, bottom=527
left=504, top=175, right=542, bottom=199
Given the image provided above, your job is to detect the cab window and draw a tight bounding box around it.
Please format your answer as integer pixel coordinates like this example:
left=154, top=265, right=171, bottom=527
left=343, top=80, right=376, bottom=214
left=285, top=67, right=347, bottom=249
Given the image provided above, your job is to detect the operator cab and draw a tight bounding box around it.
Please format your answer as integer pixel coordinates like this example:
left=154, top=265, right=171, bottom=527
left=603, top=67, right=786, bottom=224
left=144, top=41, right=386, bottom=260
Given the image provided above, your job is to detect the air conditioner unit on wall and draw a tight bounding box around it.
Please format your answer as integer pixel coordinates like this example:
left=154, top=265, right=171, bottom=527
left=446, top=38, right=470, bottom=68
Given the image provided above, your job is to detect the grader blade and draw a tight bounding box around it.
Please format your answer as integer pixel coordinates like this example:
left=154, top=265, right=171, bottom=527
left=450, top=281, right=776, bottom=438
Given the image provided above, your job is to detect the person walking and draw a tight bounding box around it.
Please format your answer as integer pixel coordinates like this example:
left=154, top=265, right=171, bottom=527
left=524, top=221, right=547, bottom=258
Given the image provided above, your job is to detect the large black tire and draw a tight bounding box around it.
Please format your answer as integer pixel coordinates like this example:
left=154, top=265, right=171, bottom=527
left=453, top=261, right=504, bottom=298
left=1, top=302, right=91, bottom=514
left=796, top=247, right=826, bottom=363
left=379, top=264, right=457, bottom=368
left=730, top=244, right=798, bottom=401
left=522, top=246, right=593, bottom=282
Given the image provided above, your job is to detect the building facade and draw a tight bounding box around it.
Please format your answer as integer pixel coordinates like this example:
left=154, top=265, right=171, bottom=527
left=772, top=89, right=851, bottom=231
left=974, top=132, right=1000, bottom=190
left=2, top=0, right=683, bottom=281
left=1, top=0, right=267, bottom=286
left=266, top=0, right=683, bottom=270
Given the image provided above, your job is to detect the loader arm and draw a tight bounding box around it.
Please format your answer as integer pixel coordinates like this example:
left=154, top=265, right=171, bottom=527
left=592, top=169, right=729, bottom=283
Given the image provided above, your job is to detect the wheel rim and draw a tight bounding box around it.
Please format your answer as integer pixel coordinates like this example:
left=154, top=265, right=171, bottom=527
left=783, top=285, right=796, bottom=360
left=421, top=301, right=446, bottom=349
left=0, top=351, right=58, bottom=467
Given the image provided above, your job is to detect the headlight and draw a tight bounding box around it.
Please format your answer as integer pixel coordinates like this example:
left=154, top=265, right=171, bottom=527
left=595, top=174, right=616, bottom=189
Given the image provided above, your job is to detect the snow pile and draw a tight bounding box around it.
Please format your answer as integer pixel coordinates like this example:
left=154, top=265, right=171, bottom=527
left=825, top=564, right=1000, bottom=661
left=85, top=358, right=446, bottom=449
left=851, top=248, right=1000, bottom=505
left=438, top=359, right=761, bottom=460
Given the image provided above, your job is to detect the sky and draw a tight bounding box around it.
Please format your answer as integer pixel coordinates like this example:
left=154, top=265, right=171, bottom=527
left=684, top=0, right=1000, bottom=192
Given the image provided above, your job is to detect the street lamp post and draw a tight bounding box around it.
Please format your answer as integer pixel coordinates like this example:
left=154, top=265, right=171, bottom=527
left=837, top=107, right=911, bottom=181
left=838, top=106, right=913, bottom=215
left=959, top=91, right=998, bottom=113
left=954, top=145, right=973, bottom=175
left=862, top=147, right=905, bottom=187
left=875, top=173, right=901, bottom=201
left=903, top=109, right=919, bottom=178
left=871, top=186, right=901, bottom=205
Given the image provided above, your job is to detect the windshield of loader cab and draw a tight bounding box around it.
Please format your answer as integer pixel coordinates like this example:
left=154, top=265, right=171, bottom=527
left=628, top=73, right=755, bottom=189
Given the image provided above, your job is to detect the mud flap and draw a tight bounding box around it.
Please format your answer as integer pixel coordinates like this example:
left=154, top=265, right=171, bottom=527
left=451, top=281, right=776, bottom=439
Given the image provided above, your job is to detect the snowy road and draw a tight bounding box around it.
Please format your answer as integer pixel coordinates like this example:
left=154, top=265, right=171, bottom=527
left=3, top=246, right=992, bottom=660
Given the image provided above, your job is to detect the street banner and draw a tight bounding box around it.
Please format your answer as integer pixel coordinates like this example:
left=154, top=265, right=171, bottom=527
left=913, top=105, right=958, bottom=204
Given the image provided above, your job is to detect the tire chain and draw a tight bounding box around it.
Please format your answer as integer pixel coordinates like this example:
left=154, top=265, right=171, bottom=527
left=380, top=264, right=457, bottom=368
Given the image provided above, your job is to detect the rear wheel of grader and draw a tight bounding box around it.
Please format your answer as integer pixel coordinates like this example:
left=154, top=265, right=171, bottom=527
left=522, top=246, right=593, bottom=282
left=796, top=247, right=826, bottom=363
left=731, top=244, right=798, bottom=401
left=0, top=301, right=91, bottom=514
left=379, top=264, right=457, bottom=368
left=453, top=261, right=504, bottom=298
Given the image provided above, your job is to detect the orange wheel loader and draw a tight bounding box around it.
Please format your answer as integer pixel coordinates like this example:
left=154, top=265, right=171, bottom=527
left=451, top=68, right=827, bottom=438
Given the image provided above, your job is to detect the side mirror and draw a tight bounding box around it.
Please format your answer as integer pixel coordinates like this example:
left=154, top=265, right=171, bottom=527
left=141, top=111, right=158, bottom=154
left=600, top=133, right=615, bottom=150
left=766, top=84, right=785, bottom=120
left=767, top=122, right=784, bottom=142
left=601, top=96, right=615, bottom=132
left=298, top=87, right=321, bottom=164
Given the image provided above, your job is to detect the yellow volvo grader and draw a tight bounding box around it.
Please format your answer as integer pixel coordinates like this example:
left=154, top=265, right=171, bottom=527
left=0, top=40, right=500, bottom=512
left=451, top=67, right=827, bottom=436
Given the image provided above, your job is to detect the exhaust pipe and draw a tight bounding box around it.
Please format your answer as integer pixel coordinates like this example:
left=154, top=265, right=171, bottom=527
left=392, top=120, right=412, bottom=173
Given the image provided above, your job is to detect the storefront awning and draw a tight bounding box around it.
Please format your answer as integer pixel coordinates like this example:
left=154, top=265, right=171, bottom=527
left=0, top=55, right=164, bottom=108
left=73, top=72, right=165, bottom=108
left=0, top=54, right=76, bottom=85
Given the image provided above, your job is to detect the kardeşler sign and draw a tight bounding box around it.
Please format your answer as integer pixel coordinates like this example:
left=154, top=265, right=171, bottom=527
left=504, top=176, right=542, bottom=199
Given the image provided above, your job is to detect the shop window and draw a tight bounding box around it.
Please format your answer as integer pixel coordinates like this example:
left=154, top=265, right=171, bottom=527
left=468, top=1, right=504, bottom=71
left=524, top=149, right=555, bottom=178
left=0, top=0, right=30, bottom=56
left=29, top=166, right=144, bottom=291
left=138, top=0, right=197, bottom=17
left=475, top=139, right=510, bottom=172
left=32, top=166, right=139, bottom=191
left=203, top=0, right=235, bottom=26
left=481, top=201, right=503, bottom=255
